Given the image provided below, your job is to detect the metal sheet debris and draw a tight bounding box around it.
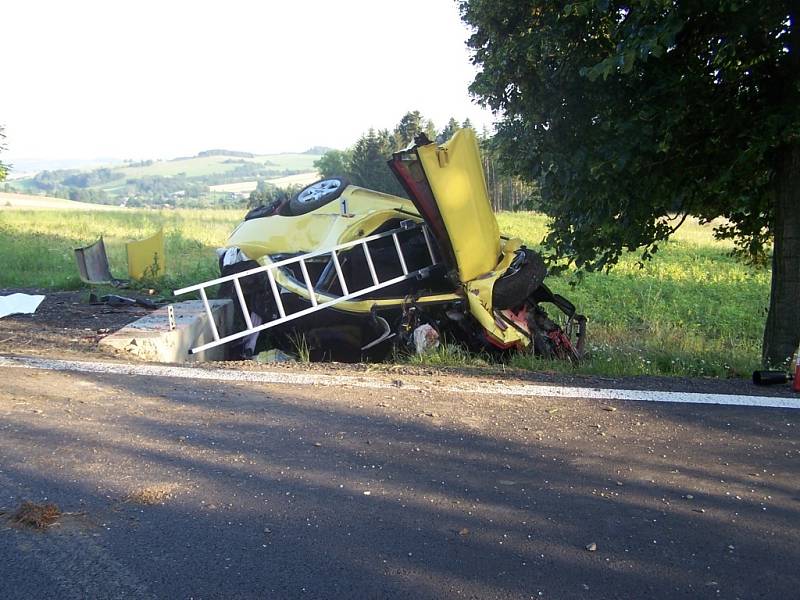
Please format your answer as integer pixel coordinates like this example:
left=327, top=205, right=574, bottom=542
left=0, top=293, right=45, bottom=319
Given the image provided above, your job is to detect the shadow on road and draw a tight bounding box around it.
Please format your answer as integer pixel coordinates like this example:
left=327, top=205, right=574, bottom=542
left=0, top=368, right=798, bottom=599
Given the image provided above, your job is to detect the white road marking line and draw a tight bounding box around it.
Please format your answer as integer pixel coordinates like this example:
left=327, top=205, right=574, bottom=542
left=1, top=355, right=798, bottom=410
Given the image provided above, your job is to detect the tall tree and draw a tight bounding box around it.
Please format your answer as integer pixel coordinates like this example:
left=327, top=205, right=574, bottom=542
left=314, top=149, right=351, bottom=179
left=461, top=0, right=800, bottom=366
left=437, top=117, right=461, bottom=144
left=349, top=129, right=405, bottom=196
left=0, top=125, right=8, bottom=182
left=394, top=111, right=424, bottom=148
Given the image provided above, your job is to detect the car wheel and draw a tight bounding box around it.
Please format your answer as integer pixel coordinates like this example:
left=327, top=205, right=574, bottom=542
left=492, top=249, right=547, bottom=310
left=285, top=177, right=349, bottom=216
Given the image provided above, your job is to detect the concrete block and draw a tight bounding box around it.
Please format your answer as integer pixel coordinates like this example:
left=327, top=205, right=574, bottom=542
left=100, top=299, right=233, bottom=363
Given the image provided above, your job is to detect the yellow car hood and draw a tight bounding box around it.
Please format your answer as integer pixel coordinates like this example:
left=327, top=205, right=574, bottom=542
left=389, top=128, right=501, bottom=283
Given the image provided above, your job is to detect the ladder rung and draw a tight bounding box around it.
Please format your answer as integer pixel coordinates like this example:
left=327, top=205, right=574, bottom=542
left=331, top=250, right=349, bottom=295
left=392, top=233, right=408, bottom=275
left=298, top=259, right=318, bottom=307
left=266, top=268, right=286, bottom=318
left=422, top=226, right=437, bottom=265
left=233, top=278, right=253, bottom=330
left=362, top=242, right=380, bottom=286
left=199, top=287, right=220, bottom=341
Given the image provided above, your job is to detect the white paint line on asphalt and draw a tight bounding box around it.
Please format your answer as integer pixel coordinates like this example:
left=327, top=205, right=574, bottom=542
left=1, top=355, right=799, bottom=410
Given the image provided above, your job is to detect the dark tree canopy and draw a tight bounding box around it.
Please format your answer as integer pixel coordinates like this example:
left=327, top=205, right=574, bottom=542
left=461, top=0, right=800, bottom=365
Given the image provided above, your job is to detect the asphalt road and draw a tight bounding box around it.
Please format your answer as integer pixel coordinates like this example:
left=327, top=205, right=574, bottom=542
left=0, top=362, right=798, bottom=599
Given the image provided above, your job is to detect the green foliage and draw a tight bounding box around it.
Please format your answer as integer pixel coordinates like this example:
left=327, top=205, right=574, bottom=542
left=460, top=0, right=798, bottom=267
left=0, top=125, right=8, bottom=183
left=62, top=168, right=118, bottom=188
left=246, top=181, right=303, bottom=209
left=349, top=129, right=406, bottom=196
left=12, top=152, right=323, bottom=208
left=314, top=149, right=351, bottom=179
left=393, top=110, right=425, bottom=148
left=0, top=208, right=769, bottom=377
left=436, top=117, right=460, bottom=144
left=479, top=134, right=542, bottom=211
left=461, top=0, right=800, bottom=364
left=0, top=208, right=240, bottom=291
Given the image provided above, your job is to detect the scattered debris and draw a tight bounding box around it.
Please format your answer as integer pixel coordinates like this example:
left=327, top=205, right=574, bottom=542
left=74, top=236, right=128, bottom=287
left=752, top=370, right=792, bottom=386
left=255, top=349, right=297, bottom=363
left=127, top=228, right=166, bottom=280
left=124, top=485, right=177, bottom=505
left=0, top=293, right=45, bottom=319
left=458, top=527, right=470, bottom=536
left=10, top=501, right=62, bottom=529
left=92, top=293, right=161, bottom=310
left=413, top=324, right=440, bottom=355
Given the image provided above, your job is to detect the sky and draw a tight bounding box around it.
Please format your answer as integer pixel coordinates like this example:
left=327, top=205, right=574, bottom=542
left=0, top=0, right=496, bottom=162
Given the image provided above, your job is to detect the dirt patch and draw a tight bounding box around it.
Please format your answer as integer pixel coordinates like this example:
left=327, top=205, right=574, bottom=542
left=124, top=485, right=179, bottom=505
left=0, top=289, right=153, bottom=360
left=1, top=288, right=796, bottom=399
left=10, top=501, right=62, bottom=529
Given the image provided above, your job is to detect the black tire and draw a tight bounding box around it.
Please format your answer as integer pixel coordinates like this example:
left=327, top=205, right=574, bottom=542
left=492, top=249, right=547, bottom=310
left=285, top=177, right=349, bottom=216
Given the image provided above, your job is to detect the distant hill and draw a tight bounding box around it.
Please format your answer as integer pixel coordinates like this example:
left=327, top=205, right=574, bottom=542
left=0, top=191, right=123, bottom=211
left=6, top=150, right=325, bottom=208
left=196, top=149, right=256, bottom=159
left=303, top=146, right=333, bottom=155
left=6, top=157, right=124, bottom=177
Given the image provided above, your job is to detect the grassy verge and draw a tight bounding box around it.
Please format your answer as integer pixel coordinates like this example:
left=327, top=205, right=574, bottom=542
left=0, top=208, right=770, bottom=378
left=0, top=208, right=242, bottom=290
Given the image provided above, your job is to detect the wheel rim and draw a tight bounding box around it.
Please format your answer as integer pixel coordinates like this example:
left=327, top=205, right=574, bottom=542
left=297, top=179, right=341, bottom=204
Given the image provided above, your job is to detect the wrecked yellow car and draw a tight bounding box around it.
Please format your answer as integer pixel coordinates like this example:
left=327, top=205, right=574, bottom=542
left=176, top=128, right=586, bottom=362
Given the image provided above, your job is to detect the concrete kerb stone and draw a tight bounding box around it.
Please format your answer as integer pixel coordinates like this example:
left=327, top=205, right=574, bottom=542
left=99, top=299, right=233, bottom=363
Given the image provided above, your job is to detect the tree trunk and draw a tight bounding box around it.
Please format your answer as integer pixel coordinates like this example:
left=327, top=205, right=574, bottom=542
left=762, top=143, right=800, bottom=367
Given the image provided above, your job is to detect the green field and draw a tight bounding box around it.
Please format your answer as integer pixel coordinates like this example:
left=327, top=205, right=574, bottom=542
left=111, top=153, right=320, bottom=180
left=9, top=152, right=322, bottom=196
left=0, top=208, right=770, bottom=378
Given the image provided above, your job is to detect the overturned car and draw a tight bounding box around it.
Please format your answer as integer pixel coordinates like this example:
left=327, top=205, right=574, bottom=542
left=176, top=128, right=586, bottom=362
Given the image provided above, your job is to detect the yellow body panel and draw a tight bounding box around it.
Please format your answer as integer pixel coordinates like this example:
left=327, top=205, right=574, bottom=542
left=417, top=128, right=501, bottom=282
left=272, top=264, right=460, bottom=314
left=222, top=133, right=530, bottom=344
left=463, top=238, right=529, bottom=346
left=126, top=228, right=165, bottom=280
left=227, top=186, right=417, bottom=260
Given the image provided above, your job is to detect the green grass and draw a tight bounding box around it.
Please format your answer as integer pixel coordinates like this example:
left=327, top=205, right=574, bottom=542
left=0, top=208, right=770, bottom=378
left=0, top=208, right=243, bottom=290
left=496, top=213, right=769, bottom=378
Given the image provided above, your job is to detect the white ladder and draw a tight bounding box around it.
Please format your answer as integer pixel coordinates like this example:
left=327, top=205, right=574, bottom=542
left=174, top=221, right=438, bottom=354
